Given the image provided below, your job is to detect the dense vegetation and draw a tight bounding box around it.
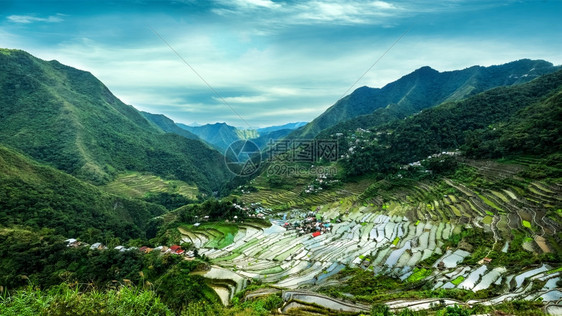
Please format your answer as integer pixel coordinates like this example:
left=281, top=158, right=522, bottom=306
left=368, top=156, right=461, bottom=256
left=0, top=49, right=231, bottom=194
left=143, top=192, right=197, bottom=211
left=0, top=227, right=228, bottom=314
left=0, top=226, right=283, bottom=315
left=0, top=284, right=174, bottom=316
left=0, top=145, right=164, bottom=241
left=465, top=89, right=562, bottom=159
left=0, top=284, right=288, bottom=316
left=0, top=228, right=176, bottom=290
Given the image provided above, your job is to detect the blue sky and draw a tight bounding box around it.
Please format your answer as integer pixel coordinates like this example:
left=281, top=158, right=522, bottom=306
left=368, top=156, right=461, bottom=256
left=1, top=0, right=561, bottom=127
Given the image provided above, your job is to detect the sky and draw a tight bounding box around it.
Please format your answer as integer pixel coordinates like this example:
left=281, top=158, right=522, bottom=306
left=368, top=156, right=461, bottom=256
left=1, top=0, right=561, bottom=128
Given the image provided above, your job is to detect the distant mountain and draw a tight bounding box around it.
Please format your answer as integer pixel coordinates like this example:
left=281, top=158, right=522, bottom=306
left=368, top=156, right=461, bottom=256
left=0, top=144, right=165, bottom=241
left=290, top=59, right=559, bottom=139
left=256, top=122, right=307, bottom=134
left=251, top=128, right=296, bottom=149
left=178, top=121, right=307, bottom=152
left=0, top=49, right=231, bottom=193
left=140, top=112, right=201, bottom=141
left=178, top=122, right=242, bottom=152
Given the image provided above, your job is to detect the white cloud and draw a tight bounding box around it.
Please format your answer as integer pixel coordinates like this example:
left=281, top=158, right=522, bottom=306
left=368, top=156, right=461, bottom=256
left=7, top=14, right=64, bottom=24
left=213, top=0, right=402, bottom=25
left=215, top=95, right=273, bottom=103
left=371, top=1, right=396, bottom=10
left=294, top=0, right=400, bottom=24
left=243, top=107, right=324, bottom=118
left=239, top=0, right=282, bottom=9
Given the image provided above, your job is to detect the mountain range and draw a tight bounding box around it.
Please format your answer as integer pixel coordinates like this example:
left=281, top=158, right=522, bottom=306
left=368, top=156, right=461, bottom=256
left=290, top=59, right=559, bottom=139
left=177, top=121, right=307, bottom=152
left=255, top=122, right=307, bottom=134
left=1, top=49, right=559, bottom=198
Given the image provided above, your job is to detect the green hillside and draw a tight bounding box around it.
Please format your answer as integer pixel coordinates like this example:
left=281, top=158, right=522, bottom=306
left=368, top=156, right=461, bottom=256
left=0, top=49, right=231, bottom=193
left=0, top=144, right=165, bottom=241
left=291, top=59, right=558, bottom=139
left=140, top=111, right=201, bottom=141
left=342, top=69, right=562, bottom=176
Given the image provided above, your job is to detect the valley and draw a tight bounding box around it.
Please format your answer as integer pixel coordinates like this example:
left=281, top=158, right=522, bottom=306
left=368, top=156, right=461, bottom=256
left=0, top=48, right=560, bottom=315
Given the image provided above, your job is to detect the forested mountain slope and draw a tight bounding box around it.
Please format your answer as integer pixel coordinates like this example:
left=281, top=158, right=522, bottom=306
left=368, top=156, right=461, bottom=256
left=290, top=59, right=558, bottom=139
left=0, top=49, right=231, bottom=193
left=0, top=144, right=164, bottom=241
left=341, top=68, right=562, bottom=176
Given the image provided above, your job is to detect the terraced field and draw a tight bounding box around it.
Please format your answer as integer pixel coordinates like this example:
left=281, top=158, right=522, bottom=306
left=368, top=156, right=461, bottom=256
left=236, top=175, right=372, bottom=210
left=103, top=172, right=198, bottom=199
left=192, top=212, right=560, bottom=312
left=179, top=222, right=269, bottom=249
left=182, top=162, right=561, bottom=313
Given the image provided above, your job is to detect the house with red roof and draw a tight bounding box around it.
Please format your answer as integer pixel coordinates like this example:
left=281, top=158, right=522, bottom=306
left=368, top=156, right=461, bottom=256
left=169, top=245, right=185, bottom=255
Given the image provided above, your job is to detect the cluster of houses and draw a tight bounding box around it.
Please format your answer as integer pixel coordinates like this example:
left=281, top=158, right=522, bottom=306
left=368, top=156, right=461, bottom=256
left=304, top=173, right=340, bottom=194
left=281, top=211, right=333, bottom=237
left=189, top=202, right=270, bottom=225
left=334, top=128, right=462, bottom=168
left=303, top=183, right=323, bottom=194
left=236, top=185, right=258, bottom=195
left=232, top=202, right=268, bottom=219
left=332, top=128, right=376, bottom=160
left=64, top=239, right=195, bottom=258
left=247, top=203, right=270, bottom=219
left=402, top=150, right=461, bottom=170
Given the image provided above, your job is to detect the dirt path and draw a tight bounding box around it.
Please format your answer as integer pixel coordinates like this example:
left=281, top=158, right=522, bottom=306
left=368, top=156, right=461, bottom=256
left=529, top=208, right=546, bottom=236
left=486, top=215, right=500, bottom=258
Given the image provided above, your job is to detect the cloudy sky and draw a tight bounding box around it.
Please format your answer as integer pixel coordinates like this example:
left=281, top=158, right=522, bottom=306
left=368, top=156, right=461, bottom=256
left=1, top=0, right=561, bottom=127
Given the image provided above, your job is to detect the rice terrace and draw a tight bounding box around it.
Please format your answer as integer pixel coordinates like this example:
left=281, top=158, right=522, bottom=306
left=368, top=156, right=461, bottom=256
left=1, top=1, right=561, bottom=315
left=176, top=157, right=562, bottom=314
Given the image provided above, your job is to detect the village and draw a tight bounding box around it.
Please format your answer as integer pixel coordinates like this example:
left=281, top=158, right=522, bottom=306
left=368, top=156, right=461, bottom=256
left=278, top=209, right=333, bottom=237
left=61, top=202, right=274, bottom=259
left=64, top=238, right=197, bottom=258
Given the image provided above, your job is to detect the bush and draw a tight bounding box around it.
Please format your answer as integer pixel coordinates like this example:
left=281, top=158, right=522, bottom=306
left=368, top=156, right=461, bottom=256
left=0, top=284, right=173, bottom=316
